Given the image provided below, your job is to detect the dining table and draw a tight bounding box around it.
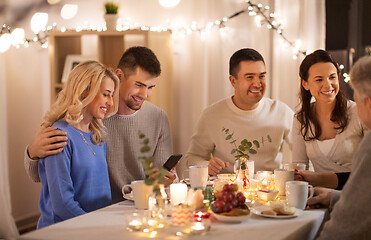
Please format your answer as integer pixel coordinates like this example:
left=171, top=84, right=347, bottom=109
left=20, top=200, right=326, bottom=240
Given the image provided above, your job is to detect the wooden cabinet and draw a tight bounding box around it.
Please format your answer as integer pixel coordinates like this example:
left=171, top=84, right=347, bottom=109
left=48, top=30, right=173, bottom=125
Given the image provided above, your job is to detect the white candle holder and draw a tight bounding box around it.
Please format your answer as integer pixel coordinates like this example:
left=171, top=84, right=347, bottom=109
left=125, top=212, right=146, bottom=232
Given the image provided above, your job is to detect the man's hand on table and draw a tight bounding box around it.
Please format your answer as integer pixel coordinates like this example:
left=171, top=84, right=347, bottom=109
left=208, top=157, right=229, bottom=176
left=307, top=187, right=332, bottom=209
left=28, top=127, right=68, bottom=159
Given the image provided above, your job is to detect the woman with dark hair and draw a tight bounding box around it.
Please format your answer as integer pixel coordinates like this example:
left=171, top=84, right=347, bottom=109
left=292, top=49, right=364, bottom=175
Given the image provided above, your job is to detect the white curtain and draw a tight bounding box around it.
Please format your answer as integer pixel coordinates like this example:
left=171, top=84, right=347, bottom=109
left=0, top=55, right=19, bottom=239
left=172, top=0, right=325, bottom=174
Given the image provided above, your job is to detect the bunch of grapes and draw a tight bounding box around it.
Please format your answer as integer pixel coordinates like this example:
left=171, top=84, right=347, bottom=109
left=213, top=184, right=246, bottom=213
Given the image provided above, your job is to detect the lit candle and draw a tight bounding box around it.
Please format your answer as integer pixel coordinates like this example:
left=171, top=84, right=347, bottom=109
left=127, top=220, right=142, bottom=231
left=256, top=171, right=273, bottom=189
left=191, top=221, right=205, bottom=231
left=170, top=183, right=188, bottom=205
left=249, top=178, right=259, bottom=190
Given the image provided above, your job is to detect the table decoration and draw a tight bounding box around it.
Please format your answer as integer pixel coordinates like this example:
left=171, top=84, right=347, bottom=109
left=171, top=204, right=194, bottom=225
left=185, top=188, right=204, bottom=210
left=170, top=183, right=188, bottom=205
left=256, top=171, right=274, bottom=189
left=222, top=127, right=271, bottom=189
left=257, top=189, right=279, bottom=202
left=139, top=133, right=170, bottom=230
left=125, top=212, right=147, bottom=232
left=211, top=183, right=250, bottom=223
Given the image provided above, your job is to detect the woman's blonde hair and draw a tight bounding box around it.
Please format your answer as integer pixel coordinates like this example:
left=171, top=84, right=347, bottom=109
left=41, top=60, right=119, bottom=144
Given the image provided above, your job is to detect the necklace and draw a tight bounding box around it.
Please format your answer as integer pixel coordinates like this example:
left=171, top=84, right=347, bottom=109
left=77, top=129, right=95, bottom=155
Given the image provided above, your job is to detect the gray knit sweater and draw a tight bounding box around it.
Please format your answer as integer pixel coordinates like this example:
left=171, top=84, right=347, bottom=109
left=24, top=101, right=173, bottom=204
left=317, top=132, right=371, bottom=239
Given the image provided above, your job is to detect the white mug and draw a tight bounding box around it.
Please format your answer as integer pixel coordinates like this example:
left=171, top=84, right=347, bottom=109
left=274, top=169, right=295, bottom=196
left=183, top=165, right=208, bottom=188
left=286, top=181, right=314, bottom=210
left=283, top=163, right=306, bottom=171
left=122, top=180, right=153, bottom=210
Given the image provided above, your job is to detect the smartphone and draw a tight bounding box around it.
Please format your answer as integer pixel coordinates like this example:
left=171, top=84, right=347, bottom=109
left=163, top=154, right=182, bottom=171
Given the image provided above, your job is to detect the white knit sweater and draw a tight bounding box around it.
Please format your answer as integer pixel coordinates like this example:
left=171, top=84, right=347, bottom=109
left=185, top=97, right=293, bottom=172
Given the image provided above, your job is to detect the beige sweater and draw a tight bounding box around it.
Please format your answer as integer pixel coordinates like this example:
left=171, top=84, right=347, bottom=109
left=185, top=97, right=293, bottom=172
left=317, top=132, right=371, bottom=239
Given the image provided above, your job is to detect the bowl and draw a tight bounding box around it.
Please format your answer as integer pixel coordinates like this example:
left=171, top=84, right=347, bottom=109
left=217, top=173, right=236, bottom=181
left=257, top=189, right=279, bottom=201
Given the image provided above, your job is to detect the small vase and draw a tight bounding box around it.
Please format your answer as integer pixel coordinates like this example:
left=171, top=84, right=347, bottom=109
left=104, top=14, right=118, bottom=31
left=235, top=157, right=250, bottom=188
left=147, top=184, right=169, bottom=229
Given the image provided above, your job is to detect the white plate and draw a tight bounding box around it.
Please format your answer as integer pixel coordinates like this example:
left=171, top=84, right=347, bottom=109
left=251, top=205, right=302, bottom=219
left=211, top=211, right=250, bottom=223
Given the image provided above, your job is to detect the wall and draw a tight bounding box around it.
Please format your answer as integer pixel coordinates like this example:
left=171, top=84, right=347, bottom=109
left=5, top=46, right=50, bottom=227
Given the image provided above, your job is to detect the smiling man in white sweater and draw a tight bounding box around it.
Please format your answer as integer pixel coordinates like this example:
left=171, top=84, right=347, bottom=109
left=185, top=48, right=293, bottom=175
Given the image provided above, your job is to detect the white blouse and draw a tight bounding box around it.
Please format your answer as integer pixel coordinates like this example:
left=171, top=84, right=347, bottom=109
left=316, top=138, right=335, bottom=156
left=292, top=101, right=364, bottom=173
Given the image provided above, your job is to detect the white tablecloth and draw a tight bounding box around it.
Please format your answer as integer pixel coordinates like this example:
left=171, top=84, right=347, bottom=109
left=20, top=201, right=325, bottom=240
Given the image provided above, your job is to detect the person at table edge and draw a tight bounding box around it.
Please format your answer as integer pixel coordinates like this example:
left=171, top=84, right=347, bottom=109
left=24, top=46, right=176, bottom=204
left=307, top=55, right=371, bottom=239
left=184, top=48, right=293, bottom=175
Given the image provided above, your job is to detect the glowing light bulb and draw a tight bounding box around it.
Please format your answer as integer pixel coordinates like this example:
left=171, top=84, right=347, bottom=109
left=0, top=33, right=11, bottom=53
left=61, top=4, right=78, bottom=20
left=30, top=13, right=48, bottom=34
left=11, top=28, right=25, bottom=46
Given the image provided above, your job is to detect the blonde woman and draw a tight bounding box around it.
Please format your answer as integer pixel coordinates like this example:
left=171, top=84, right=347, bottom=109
left=37, top=61, right=119, bottom=229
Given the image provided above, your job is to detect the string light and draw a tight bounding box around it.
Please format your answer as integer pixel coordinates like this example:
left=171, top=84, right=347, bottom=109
left=0, top=0, right=309, bottom=58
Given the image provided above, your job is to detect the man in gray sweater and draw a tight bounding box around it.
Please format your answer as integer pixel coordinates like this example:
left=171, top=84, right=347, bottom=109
left=24, top=47, right=176, bottom=203
left=307, top=56, right=371, bottom=239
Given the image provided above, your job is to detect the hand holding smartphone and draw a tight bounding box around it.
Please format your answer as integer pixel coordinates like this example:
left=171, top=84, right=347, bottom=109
left=163, top=154, right=182, bottom=171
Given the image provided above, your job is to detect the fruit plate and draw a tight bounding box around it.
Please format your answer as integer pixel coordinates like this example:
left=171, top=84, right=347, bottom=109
left=210, top=203, right=250, bottom=223
left=251, top=205, right=302, bottom=219
left=211, top=211, right=250, bottom=223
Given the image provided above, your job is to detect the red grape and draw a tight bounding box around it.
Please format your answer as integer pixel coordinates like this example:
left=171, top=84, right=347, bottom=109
left=223, top=203, right=233, bottom=212
left=230, top=199, right=239, bottom=208
left=223, top=184, right=232, bottom=192
left=223, top=192, right=234, bottom=202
